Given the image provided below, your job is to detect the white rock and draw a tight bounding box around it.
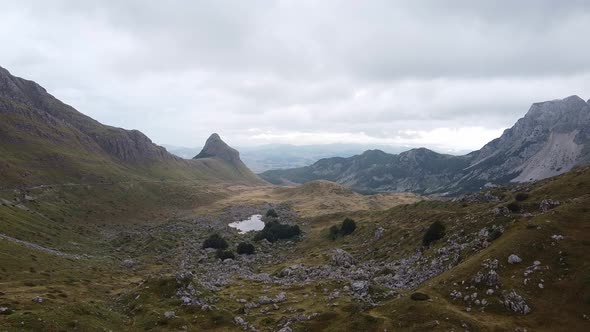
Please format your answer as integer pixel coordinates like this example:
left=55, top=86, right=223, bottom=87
left=508, top=254, right=522, bottom=264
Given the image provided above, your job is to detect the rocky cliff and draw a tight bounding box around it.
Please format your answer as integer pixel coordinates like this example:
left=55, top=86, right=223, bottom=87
left=194, top=134, right=242, bottom=164
left=261, top=96, right=590, bottom=194
left=0, top=66, right=175, bottom=163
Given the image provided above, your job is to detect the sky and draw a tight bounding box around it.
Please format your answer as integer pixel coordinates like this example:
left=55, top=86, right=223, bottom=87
left=1, top=0, right=589, bottom=153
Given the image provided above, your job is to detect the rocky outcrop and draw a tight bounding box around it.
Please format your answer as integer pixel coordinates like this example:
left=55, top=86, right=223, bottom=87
left=194, top=133, right=246, bottom=167
left=261, top=96, right=590, bottom=195
left=0, top=66, right=177, bottom=164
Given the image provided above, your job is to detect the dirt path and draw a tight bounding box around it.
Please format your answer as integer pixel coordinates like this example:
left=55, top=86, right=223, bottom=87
left=0, top=233, right=81, bottom=259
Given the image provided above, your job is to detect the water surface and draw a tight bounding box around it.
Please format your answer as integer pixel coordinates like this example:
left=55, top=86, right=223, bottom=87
left=229, top=214, right=264, bottom=234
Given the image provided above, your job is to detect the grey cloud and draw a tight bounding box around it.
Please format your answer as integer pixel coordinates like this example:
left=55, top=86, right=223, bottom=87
left=0, top=1, right=589, bottom=151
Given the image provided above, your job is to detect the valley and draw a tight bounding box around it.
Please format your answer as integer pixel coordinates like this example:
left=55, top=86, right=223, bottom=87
left=0, top=67, right=589, bottom=332
left=1, top=163, right=590, bottom=331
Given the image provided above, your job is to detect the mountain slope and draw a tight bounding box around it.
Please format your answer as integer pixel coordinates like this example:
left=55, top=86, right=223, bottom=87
left=261, top=95, right=590, bottom=194
left=0, top=66, right=262, bottom=187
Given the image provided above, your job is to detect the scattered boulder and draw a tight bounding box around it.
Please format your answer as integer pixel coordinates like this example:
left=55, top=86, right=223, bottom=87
left=351, top=281, right=369, bottom=294
left=234, top=316, right=246, bottom=327
left=551, top=234, right=564, bottom=241
left=327, top=290, right=340, bottom=301
left=503, top=290, right=531, bottom=314
left=330, top=249, right=355, bottom=268
left=32, top=296, right=43, bottom=303
left=258, top=295, right=273, bottom=305
left=0, top=307, right=12, bottom=315
left=121, top=259, right=136, bottom=268
left=539, top=199, right=560, bottom=212
left=410, top=292, right=430, bottom=301
left=508, top=254, right=522, bottom=264
left=275, top=292, right=287, bottom=303
left=164, top=311, right=175, bottom=319
left=374, top=227, right=385, bottom=241
left=492, top=206, right=510, bottom=216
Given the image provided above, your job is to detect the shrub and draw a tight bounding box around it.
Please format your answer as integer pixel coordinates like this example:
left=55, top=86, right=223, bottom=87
left=341, top=218, right=356, bottom=235
left=254, top=220, right=301, bottom=242
left=514, top=192, right=529, bottom=201
left=506, top=201, right=521, bottom=213
left=216, top=249, right=235, bottom=260
left=329, top=225, right=340, bottom=240
left=422, top=221, right=445, bottom=246
left=488, top=228, right=503, bottom=241
left=237, top=242, right=255, bottom=255
left=410, top=292, right=430, bottom=301
left=265, top=209, right=278, bottom=218
left=202, top=234, right=228, bottom=249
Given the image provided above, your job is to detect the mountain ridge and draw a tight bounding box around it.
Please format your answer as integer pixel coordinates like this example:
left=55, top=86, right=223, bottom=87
left=261, top=95, right=590, bottom=194
left=0, top=66, right=261, bottom=187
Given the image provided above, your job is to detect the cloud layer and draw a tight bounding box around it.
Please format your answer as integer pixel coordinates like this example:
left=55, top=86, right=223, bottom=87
left=1, top=0, right=589, bottom=152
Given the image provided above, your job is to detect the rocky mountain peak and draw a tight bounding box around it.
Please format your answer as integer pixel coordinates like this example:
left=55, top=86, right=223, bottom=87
left=0, top=66, right=49, bottom=108
left=0, top=66, right=175, bottom=164
left=524, top=95, right=589, bottom=130
left=194, top=133, right=242, bottom=164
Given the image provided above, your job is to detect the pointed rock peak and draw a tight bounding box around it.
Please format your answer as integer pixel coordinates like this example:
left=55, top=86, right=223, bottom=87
left=193, top=133, right=241, bottom=164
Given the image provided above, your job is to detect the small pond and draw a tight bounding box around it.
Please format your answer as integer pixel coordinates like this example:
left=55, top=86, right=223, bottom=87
left=228, top=214, right=264, bottom=234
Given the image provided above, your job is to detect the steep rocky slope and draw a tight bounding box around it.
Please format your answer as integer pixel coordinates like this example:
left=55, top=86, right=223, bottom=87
left=261, top=95, right=590, bottom=194
left=0, top=66, right=261, bottom=187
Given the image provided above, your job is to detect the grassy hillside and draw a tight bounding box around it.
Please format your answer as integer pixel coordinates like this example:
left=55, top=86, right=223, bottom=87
left=1, top=161, right=587, bottom=331
left=0, top=67, right=262, bottom=189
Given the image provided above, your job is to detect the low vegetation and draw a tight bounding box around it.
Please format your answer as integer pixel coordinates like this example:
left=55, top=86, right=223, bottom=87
left=341, top=217, right=356, bottom=235
left=236, top=242, right=255, bottom=255
left=422, top=220, right=445, bottom=246
left=254, top=220, right=301, bottom=242
left=202, top=233, right=229, bottom=249
left=265, top=208, right=279, bottom=218
left=329, top=217, right=357, bottom=239
left=216, top=249, right=235, bottom=260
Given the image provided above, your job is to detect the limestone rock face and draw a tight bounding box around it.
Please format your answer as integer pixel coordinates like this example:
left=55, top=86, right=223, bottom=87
left=194, top=133, right=243, bottom=165
left=0, top=65, right=177, bottom=164
left=261, top=95, right=590, bottom=194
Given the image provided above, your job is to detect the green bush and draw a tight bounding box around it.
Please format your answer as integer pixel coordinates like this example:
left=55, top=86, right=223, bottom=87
left=329, top=225, right=340, bottom=240
left=488, top=228, right=503, bottom=241
left=202, top=234, right=228, bottom=249
left=422, top=221, right=445, bottom=246
left=506, top=201, right=521, bottom=213
left=254, top=220, right=301, bottom=242
left=341, top=218, right=356, bottom=235
left=329, top=218, right=357, bottom=239
left=265, top=209, right=278, bottom=218
left=216, top=249, right=235, bottom=260
left=237, top=242, right=255, bottom=255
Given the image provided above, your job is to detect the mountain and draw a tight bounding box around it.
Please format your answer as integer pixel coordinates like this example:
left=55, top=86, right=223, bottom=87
left=166, top=143, right=412, bottom=173
left=194, top=133, right=242, bottom=164
left=261, top=95, right=590, bottom=194
left=192, top=133, right=258, bottom=178
left=0, top=66, right=261, bottom=187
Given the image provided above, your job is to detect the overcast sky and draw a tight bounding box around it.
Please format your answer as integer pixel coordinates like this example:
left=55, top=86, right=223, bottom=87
left=1, top=0, right=589, bottom=153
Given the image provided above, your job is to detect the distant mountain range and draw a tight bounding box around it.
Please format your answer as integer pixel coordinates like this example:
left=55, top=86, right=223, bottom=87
left=0, top=66, right=260, bottom=188
left=165, top=143, right=415, bottom=173
left=261, top=95, right=590, bottom=195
